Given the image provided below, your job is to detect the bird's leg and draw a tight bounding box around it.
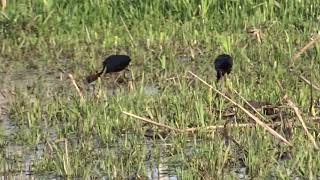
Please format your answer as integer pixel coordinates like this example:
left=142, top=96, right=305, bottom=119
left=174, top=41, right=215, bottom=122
left=123, top=68, right=130, bottom=79
left=112, top=73, right=122, bottom=89
left=216, top=71, right=222, bottom=82
left=223, top=74, right=228, bottom=83
left=114, top=73, right=123, bottom=83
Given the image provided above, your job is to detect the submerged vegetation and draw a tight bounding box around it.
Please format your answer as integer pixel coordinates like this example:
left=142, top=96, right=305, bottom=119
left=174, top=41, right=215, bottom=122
left=1, top=0, right=320, bottom=179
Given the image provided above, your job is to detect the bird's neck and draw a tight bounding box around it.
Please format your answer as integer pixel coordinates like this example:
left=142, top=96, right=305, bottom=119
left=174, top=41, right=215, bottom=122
left=98, top=66, right=107, bottom=76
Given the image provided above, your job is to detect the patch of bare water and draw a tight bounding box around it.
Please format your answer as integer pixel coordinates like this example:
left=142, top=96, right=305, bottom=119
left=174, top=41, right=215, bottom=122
left=176, top=55, right=193, bottom=62
left=144, top=139, right=178, bottom=180
left=0, top=90, right=34, bottom=178
left=0, top=70, right=60, bottom=179
left=143, top=84, right=160, bottom=96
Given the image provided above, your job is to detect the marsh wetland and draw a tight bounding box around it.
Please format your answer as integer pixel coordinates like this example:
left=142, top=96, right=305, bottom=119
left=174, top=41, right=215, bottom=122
left=1, top=1, right=320, bottom=179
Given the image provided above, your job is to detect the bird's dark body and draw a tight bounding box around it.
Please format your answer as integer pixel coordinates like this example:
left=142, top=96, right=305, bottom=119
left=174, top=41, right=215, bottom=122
left=86, top=55, right=131, bottom=83
left=214, top=54, right=233, bottom=81
left=102, top=55, right=131, bottom=73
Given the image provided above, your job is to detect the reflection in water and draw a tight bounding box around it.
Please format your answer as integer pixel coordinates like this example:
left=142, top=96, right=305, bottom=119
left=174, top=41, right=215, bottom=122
left=143, top=84, right=160, bottom=96
left=145, top=139, right=178, bottom=180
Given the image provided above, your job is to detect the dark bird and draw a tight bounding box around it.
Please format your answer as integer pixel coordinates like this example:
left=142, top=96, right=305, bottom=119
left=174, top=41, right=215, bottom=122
left=86, top=55, right=131, bottom=83
left=214, top=54, right=233, bottom=81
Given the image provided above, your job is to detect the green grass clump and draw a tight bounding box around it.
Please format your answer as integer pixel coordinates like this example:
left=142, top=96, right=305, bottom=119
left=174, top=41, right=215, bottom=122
left=1, top=0, right=320, bottom=179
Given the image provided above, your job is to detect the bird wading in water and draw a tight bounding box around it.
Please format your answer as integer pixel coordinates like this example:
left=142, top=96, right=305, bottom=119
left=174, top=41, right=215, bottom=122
left=86, top=55, right=131, bottom=83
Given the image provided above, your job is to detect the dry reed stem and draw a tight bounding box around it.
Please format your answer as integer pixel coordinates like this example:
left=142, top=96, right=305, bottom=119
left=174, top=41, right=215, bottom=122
left=289, top=69, right=320, bottom=91
left=1, top=0, right=6, bottom=11
left=123, top=111, right=284, bottom=133
left=64, top=138, right=71, bottom=175
left=68, top=73, right=84, bottom=102
left=284, top=95, right=319, bottom=150
left=123, top=111, right=182, bottom=132
left=188, top=71, right=292, bottom=146
left=120, top=16, right=135, bottom=47
left=277, top=80, right=319, bottom=149
left=233, top=89, right=268, bottom=121
left=292, top=34, right=320, bottom=61
left=183, top=121, right=283, bottom=132
left=288, top=34, right=320, bottom=92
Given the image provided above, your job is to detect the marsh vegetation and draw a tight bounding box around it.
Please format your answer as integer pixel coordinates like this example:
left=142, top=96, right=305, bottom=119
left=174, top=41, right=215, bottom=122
left=0, top=1, right=320, bottom=179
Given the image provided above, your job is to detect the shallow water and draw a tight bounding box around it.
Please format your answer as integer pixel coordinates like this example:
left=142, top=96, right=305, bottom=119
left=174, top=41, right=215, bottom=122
left=0, top=71, right=255, bottom=179
left=0, top=73, right=177, bottom=179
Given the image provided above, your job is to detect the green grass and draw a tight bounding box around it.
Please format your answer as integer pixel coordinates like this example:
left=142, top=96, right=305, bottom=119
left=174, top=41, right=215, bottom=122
left=1, top=0, right=320, bottom=179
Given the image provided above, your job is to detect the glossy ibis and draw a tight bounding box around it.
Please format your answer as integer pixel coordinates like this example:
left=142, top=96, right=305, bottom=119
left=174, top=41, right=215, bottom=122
left=86, top=55, right=131, bottom=83
left=214, top=54, right=233, bottom=81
